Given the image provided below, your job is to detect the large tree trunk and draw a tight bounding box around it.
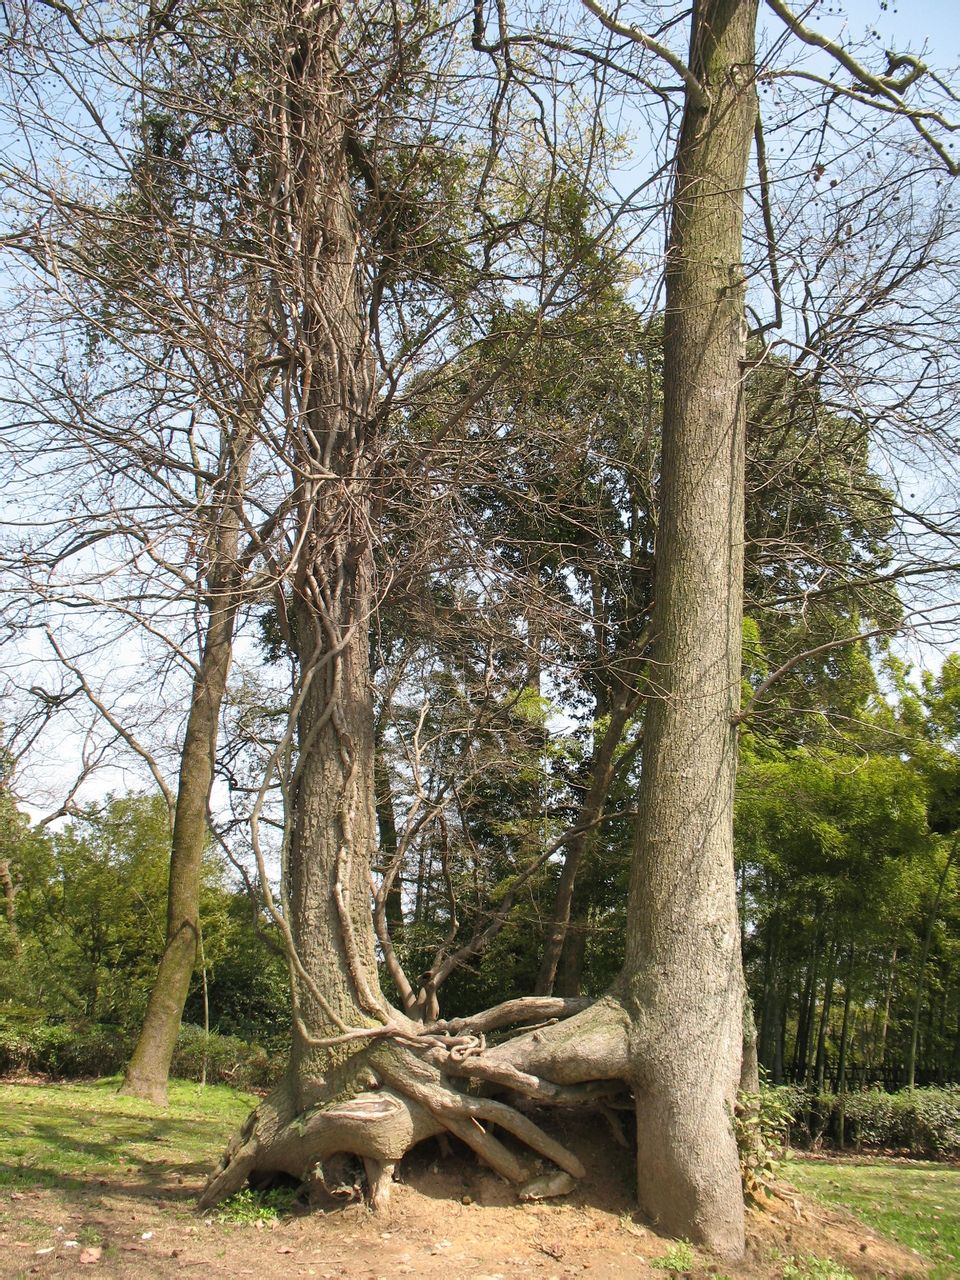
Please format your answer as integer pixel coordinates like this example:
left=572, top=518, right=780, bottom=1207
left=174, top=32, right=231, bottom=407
left=617, top=0, right=757, bottom=1256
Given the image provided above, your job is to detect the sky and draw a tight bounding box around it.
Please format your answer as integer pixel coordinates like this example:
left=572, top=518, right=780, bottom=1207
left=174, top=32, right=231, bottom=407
left=842, top=0, right=958, bottom=60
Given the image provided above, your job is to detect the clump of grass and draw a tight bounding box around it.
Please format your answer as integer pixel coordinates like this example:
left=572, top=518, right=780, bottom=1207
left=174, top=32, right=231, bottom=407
left=213, top=1186, right=298, bottom=1226
left=651, top=1239, right=696, bottom=1272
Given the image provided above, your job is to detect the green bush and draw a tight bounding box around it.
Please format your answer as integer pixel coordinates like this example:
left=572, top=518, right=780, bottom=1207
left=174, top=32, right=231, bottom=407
left=0, top=1012, right=129, bottom=1077
left=0, top=1010, right=280, bottom=1090
left=172, top=1024, right=281, bottom=1091
left=788, top=1085, right=960, bottom=1157
left=736, top=1082, right=797, bottom=1198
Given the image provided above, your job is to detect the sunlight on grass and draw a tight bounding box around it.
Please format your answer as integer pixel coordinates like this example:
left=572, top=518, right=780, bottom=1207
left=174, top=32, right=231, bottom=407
left=0, top=1077, right=255, bottom=1190
left=786, top=1155, right=960, bottom=1280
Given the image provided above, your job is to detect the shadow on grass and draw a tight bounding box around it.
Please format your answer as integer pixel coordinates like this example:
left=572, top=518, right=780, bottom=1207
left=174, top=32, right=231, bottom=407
left=0, top=1158, right=206, bottom=1204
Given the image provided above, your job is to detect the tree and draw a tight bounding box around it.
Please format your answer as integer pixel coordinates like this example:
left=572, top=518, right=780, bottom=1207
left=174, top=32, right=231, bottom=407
left=4, top=0, right=960, bottom=1264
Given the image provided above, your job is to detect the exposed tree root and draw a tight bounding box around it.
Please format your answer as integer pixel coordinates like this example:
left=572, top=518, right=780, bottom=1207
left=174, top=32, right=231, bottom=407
left=199, top=996, right=632, bottom=1213
left=198, top=1080, right=441, bottom=1210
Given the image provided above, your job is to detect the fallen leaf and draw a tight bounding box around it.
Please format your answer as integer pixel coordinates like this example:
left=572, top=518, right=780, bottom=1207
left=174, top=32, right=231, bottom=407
left=141, top=1231, right=154, bottom=1241
left=79, top=1246, right=103, bottom=1264
left=277, top=1245, right=294, bottom=1255
left=34, top=1247, right=55, bottom=1256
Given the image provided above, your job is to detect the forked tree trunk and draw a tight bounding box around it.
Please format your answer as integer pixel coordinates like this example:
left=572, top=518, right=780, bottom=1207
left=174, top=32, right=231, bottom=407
left=619, top=0, right=757, bottom=1255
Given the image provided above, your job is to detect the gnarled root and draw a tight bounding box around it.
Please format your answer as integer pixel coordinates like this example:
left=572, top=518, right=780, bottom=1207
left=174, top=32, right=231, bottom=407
left=198, top=1080, right=441, bottom=1210
left=199, top=996, right=633, bottom=1214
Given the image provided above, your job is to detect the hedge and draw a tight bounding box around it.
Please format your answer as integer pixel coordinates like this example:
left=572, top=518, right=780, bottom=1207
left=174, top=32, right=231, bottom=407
left=780, top=1084, right=960, bottom=1157
left=0, top=1011, right=281, bottom=1091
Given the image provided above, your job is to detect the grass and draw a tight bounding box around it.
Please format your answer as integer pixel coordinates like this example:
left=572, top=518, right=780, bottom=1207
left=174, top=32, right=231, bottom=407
left=787, top=1154, right=960, bottom=1280
left=651, top=1238, right=697, bottom=1271
left=0, top=1076, right=255, bottom=1192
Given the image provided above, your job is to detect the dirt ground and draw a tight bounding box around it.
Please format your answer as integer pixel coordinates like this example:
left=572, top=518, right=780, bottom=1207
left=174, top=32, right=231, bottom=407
left=0, top=1115, right=930, bottom=1280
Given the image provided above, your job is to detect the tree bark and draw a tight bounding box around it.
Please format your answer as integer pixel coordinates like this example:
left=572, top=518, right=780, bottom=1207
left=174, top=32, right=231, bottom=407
left=121, top=561, right=244, bottom=1103
left=814, top=938, right=838, bottom=1094
left=619, top=0, right=758, bottom=1256
left=0, top=857, right=17, bottom=947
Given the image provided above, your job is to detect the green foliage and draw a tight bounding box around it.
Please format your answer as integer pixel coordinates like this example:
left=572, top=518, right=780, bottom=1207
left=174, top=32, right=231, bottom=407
left=6, top=794, right=172, bottom=1026
left=0, top=1012, right=129, bottom=1078
left=790, top=1086, right=960, bottom=1157
left=2, top=789, right=289, bottom=1072
left=736, top=1081, right=796, bottom=1199
left=213, top=1186, right=297, bottom=1227
left=183, top=893, right=290, bottom=1052
left=650, top=1240, right=696, bottom=1272
left=172, top=1024, right=280, bottom=1091
left=0, top=1009, right=278, bottom=1090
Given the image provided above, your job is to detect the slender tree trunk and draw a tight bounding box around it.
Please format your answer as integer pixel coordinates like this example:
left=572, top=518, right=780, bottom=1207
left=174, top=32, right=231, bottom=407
left=535, top=696, right=633, bottom=996
left=908, top=841, right=957, bottom=1088
left=814, top=939, right=838, bottom=1094
left=795, top=930, right=822, bottom=1083
left=876, top=944, right=898, bottom=1071
left=620, top=0, right=758, bottom=1256
left=121, top=581, right=242, bottom=1102
left=835, top=944, right=855, bottom=1096
left=759, top=913, right=782, bottom=1072
left=555, top=914, right=588, bottom=997
left=374, top=739, right=404, bottom=934
left=0, top=857, right=17, bottom=950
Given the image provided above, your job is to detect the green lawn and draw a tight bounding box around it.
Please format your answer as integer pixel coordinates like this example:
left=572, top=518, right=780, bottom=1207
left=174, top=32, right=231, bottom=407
left=0, top=1076, right=254, bottom=1190
left=787, top=1155, right=960, bottom=1280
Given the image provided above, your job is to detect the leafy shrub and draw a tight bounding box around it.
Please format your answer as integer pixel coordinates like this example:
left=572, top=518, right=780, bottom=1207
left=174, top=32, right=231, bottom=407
left=0, top=1012, right=128, bottom=1077
left=29, top=1022, right=129, bottom=1077
left=788, top=1085, right=960, bottom=1157
left=172, top=1023, right=281, bottom=1091
left=0, top=1007, right=42, bottom=1073
left=651, top=1240, right=696, bottom=1272
left=0, top=1010, right=280, bottom=1090
left=213, top=1186, right=297, bottom=1226
left=736, top=1081, right=797, bottom=1198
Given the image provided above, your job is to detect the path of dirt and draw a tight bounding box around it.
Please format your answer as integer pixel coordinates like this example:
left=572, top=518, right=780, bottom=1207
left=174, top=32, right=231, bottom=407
left=1, top=1116, right=930, bottom=1279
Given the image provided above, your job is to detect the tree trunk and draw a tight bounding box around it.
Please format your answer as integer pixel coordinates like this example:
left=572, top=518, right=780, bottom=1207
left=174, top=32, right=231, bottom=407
left=876, top=944, right=898, bottom=1070
left=795, top=928, right=822, bottom=1083
left=535, top=696, right=633, bottom=996
left=835, top=944, right=855, bottom=1096
left=619, top=0, right=757, bottom=1256
left=814, top=939, right=838, bottom=1094
left=908, top=841, right=957, bottom=1088
left=121, top=574, right=242, bottom=1103
left=374, top=738, right=404, bottom=935
left=0, top=857, right=17, bottom=948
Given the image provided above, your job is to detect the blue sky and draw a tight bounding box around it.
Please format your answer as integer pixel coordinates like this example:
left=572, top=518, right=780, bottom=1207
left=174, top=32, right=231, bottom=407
left=806, top=0, right=957, bottom=63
